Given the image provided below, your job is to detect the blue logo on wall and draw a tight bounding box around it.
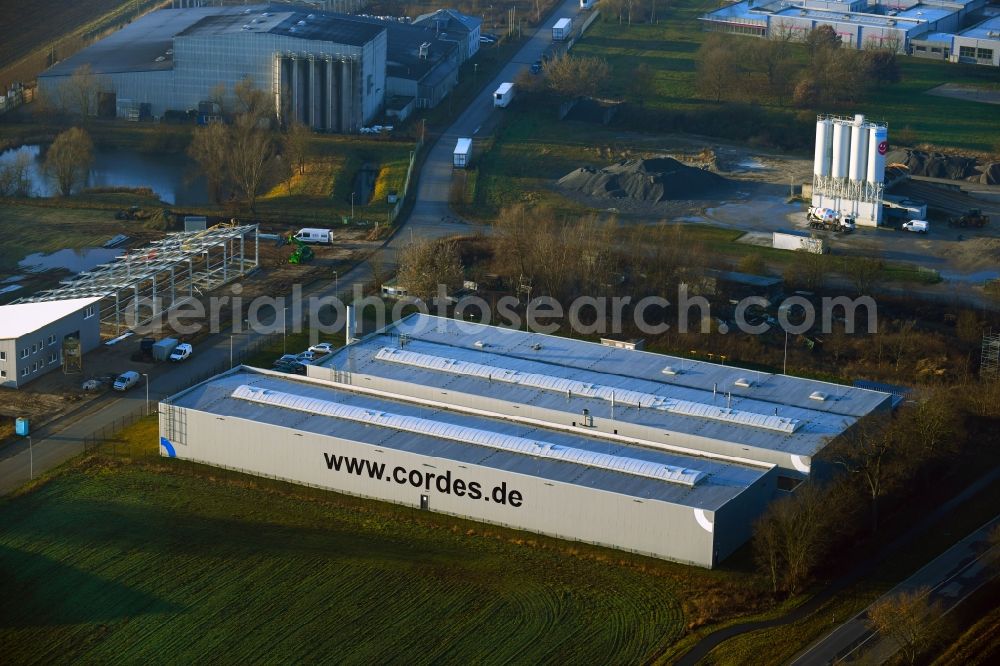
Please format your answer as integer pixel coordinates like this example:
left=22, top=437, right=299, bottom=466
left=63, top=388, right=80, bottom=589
left=160, top=437, right=177, bottom=458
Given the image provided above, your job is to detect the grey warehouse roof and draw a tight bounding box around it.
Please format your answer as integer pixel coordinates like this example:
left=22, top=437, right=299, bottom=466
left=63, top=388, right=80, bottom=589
left=167, top=367, right=770, bottom=511
left=177, top=8, right=385, bottom=46
left=317, top=314, right=891, bottom=459
left=39, top=6, right=236, bottom=77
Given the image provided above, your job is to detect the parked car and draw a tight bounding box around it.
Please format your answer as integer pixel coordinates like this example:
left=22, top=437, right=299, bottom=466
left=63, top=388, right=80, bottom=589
left=273, top=360, right=307, bottom=375
left=113, top=371, right=141, bottom=391
left=308, top=342, right=335, bottom=355
left=169, top=343, right=193, bottom=361
left=276, top=354, right=300, bottom=364
left=295, top=351, right=319, bottom=363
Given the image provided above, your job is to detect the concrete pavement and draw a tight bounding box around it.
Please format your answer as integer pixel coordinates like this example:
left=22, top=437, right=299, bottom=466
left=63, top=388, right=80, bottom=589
left=791, top=515, right=1000, bottom=665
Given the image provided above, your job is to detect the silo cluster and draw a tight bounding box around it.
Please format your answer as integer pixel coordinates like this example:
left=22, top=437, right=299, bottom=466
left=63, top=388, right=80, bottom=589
left=811, top=114, right=888, bottom=227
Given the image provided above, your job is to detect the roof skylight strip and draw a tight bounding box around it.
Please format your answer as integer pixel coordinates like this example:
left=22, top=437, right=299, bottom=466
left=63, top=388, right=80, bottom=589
left=231, top=384, right=706, bottom=487
left=374, top=347, right=801, bottom=434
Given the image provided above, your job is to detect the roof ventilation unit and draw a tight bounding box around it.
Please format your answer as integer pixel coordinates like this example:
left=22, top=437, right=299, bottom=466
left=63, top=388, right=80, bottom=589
left=473, top=340, right=486, bottom=348
left=307, top=14, right=316, bottom=19
left=662, top=366, right=680, bottom=376
left=531, top=343, right=542, bottom=351
left=734, top=378, right=753, bottom=388
left=809, top=390, right=828, bottom=401
left=297, top=20, right=307, bottom=26
left=419, top=42, right=431, bottom=59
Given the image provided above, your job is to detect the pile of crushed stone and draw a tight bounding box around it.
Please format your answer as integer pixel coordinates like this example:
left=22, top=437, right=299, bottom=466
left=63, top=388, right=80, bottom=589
left=557, top=157, right=732, bottom=203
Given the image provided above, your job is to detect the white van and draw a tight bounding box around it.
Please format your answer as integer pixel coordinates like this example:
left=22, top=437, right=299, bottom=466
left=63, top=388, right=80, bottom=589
left=293, top=228, right=333, bottom=244
left=113, top=371, right=141, bottom=391
left=902, top=220, right=928, bottom=234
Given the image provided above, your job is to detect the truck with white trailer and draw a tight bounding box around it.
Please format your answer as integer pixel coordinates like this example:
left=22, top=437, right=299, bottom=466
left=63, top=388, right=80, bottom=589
left=552, top=18, right=572, bottom=41
left=493, top=82, right=515, bottom=108
left=807, top=207, right=856, bottom=233
left=293, top=228, right=333, bottom=244
left=580, top=0, right=596, bottom=8
left=453, top=138, right=472, bottom=168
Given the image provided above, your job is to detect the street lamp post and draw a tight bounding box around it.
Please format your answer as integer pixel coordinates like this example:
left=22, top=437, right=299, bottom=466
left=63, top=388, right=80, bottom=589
left=333, top=270, right=339, bottom=294
left=141, top=373, right=150, bottom=416
left=283, top=306, right=288, bottom=354
left=351, top=192, right=356, bottom=220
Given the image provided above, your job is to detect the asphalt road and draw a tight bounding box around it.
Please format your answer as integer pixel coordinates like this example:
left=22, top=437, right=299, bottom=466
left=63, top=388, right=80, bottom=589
left=790, top=515, right=1000, bottom=665
left=0, top=2, right=584, bottom=494
left=674, top=466, right=1000, bottom=665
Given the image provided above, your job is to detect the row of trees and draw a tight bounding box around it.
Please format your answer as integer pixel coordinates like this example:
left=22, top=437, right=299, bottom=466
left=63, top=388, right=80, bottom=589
left=186, top=78, right=310, bottom=211
left=752, top=381, right=986, bottom=596
left=516, top=53, right=613, bottom=101
left=697, top=27, right=900, bottom=107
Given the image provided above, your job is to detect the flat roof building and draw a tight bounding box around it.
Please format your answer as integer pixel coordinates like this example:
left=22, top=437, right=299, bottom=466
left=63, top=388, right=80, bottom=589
left=0, top=298, right=101, bottom=388
left=39, top=4, right=390, bottom=130
left=702, top=0, right=993, bottom=62
left=160, top=314, right=891, bottom=567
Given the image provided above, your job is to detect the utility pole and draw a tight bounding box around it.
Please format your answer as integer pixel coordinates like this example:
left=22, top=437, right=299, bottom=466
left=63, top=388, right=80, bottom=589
left=142, top=373, right=150, bottom=416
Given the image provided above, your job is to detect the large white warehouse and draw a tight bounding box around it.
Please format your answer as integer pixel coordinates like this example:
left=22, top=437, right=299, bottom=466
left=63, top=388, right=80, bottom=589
left=159, top=314, right=892, bottom=567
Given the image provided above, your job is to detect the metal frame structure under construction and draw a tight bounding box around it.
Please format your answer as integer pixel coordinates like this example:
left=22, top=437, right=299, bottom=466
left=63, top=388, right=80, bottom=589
left=15, top=224, right=259, bottom=335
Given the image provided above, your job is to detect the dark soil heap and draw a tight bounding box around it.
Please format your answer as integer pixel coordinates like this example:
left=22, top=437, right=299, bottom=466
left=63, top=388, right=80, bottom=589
left=558, top=157, right=732, bottom=203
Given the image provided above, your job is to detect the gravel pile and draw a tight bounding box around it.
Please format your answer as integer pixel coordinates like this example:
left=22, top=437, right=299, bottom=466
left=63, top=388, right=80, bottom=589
left=885, top=149, right=978, bottom=180
left=557, top=157, right=732, bottom=203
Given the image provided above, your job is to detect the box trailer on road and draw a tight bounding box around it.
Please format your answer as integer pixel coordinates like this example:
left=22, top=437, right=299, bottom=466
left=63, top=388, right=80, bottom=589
left=493, top=82, right=515, bottom=108
left=453, top=138, right=472, bottom=168
left=552, top=18, right=572, bottom=40
left=580, top=0, right=596, bottom=8
left=773, top=231, right=826, bottom=254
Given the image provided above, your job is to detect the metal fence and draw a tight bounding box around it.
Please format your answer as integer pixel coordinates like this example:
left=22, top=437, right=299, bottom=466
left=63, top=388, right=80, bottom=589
left=387, top=139, right=424, bottom=225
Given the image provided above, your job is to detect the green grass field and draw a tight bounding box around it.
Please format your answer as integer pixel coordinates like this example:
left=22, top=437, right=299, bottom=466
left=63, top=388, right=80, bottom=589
left=0, top=417, right=777, bottom=663
left=0, top=199, right=161, bottom=273
left=570, top=3, right=999, bottom=152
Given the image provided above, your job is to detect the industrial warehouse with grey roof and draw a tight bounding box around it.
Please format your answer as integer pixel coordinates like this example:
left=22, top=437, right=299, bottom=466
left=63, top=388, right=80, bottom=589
left=160, top=314, right=891, bottom=567
left=38, top=3, right=475, bottom=126
left=161, top=366, right=776, bottom=567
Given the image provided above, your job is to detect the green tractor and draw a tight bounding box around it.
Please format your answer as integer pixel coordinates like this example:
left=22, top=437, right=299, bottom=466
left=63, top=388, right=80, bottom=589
left=288, top=236, right=314, bottom=264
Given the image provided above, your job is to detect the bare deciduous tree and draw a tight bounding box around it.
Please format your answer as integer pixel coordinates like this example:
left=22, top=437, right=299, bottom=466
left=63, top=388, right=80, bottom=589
left=544, top=54, right=611, bottom=99
left=396, top=239, right=465, bottom=302
left=696, top=40, right=738, bottom=103
left=752, top=483, right=834, bottom=595
left=60, top=64, right=100, bottom=119
left=284, top=121, right=311, bottom=176
left=229, top=113, right=276, bottom=212
left=868, top=588, right=946, bottom=664
left=188, top=122, right=230, bottom=204
left=44, top=127, right=93, bottom=196
left=0, top=151, right=33, bottom=197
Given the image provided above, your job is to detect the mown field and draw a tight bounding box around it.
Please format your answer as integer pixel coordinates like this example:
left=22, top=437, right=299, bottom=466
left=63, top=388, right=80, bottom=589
left=0, top=0, right=165, bottom=87
left=0, top=198, right=161, bottom=272
left=569, top=2, right=999, bottom=152
left=0, top=417, right=760, bottom=664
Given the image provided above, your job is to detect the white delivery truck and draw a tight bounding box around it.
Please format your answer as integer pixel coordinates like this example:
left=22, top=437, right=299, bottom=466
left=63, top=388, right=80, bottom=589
left=294, top=228, right=333, bottom=244
left=453, top=138, right=472, bottom=168
left=552, top=18, right=572, bottom=41
left=580, top=0, right=596, bottom=8
left=493, top=82, right=515, bottom=108
left=902, top=219, right=929, bottom=234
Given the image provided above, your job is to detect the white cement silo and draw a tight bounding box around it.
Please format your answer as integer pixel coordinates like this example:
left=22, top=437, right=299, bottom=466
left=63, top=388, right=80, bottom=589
left=813, top=118, right=832, bottom=177
left=867, top=125, right=888, bottom=184
left=831, top=121, right=850, bottom=179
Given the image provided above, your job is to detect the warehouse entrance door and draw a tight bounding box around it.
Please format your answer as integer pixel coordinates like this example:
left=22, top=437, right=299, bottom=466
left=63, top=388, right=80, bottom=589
left=420, top=494, right=429, bottom=510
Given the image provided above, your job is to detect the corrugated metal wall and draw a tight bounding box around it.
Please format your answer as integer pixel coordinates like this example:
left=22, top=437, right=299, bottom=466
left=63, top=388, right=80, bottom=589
left=160, top=405, right=732, bottom=567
